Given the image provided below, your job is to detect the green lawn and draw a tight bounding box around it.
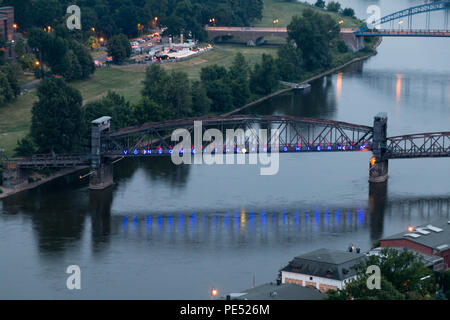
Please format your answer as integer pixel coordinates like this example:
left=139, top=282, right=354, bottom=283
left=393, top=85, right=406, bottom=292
left=255, top=0, right=361, bottom=29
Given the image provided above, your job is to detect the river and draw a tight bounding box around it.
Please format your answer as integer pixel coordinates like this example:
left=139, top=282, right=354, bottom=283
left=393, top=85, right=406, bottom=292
left=0, top=0, right=449, bottom=299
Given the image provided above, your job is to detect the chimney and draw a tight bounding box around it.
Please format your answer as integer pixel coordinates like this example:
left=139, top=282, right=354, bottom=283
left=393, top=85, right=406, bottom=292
left=169, top=37, right=173, bottom=49
left=180, top=33, right=183, bottom=44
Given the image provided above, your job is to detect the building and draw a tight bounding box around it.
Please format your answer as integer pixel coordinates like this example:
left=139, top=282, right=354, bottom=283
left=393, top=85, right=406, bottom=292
left=224, top=282, right=326, bottom=300
left=0, top=7, right=14, bottom=42
left=380, top=220, right=450, bottom=270
left=281, top=248, right=366, bottom=293
left=0, top=6, right=14, bottom=59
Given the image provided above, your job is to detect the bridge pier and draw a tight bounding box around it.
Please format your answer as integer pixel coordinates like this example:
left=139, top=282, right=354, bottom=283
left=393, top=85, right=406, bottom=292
left=369, top=160, right=389, bottom=183
left=89, top=116, right=113, bottom=190
left=89, top=162, right=114, bottom=190
left=369, top=113, right=388, bottom=183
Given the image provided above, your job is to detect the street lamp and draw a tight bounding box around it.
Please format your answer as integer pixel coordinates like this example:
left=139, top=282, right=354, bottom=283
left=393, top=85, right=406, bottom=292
left=211, top=287, right=218, bottom=299
left=338, top=19, right=344, bottom=25
left=209, top=18, right=216, bottom=26
left=273, top=19, right=279, bottom=29
left=13, top=23, right=18, bottom=32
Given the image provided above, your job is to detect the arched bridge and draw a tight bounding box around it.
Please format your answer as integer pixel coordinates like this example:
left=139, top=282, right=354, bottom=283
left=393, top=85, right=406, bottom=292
left=206, top=1, right=449, bottom=50
left=3, top=114, right=449, bottom=190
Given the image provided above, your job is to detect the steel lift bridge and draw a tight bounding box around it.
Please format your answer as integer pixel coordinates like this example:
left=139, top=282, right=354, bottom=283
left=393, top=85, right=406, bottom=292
left=3, top=114, right=449, bottom=190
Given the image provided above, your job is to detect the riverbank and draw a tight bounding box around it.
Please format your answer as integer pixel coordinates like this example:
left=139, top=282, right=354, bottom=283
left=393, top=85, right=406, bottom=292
left=0, top=166, right=88, bottom=200
left=224, top=37, right=383, bottom=116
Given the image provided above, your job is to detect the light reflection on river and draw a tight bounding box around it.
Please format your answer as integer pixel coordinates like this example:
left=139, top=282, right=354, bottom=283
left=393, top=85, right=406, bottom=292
left=0, top=0, right=449, bottom=299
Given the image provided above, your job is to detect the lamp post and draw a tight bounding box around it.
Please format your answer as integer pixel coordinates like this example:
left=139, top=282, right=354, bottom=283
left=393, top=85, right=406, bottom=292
left=273, top=19, right=279, bottom=30
left=211, top=287, right=218, bottom=300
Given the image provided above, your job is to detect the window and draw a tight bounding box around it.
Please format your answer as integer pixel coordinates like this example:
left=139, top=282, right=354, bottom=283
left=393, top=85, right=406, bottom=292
left=309, top=276, right=313, bottom=281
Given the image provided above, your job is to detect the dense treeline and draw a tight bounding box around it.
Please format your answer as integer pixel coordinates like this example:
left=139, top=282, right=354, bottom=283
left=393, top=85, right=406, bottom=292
left=0, top=35, right=20, bottom=106
left=27, top=26, right=95, bottom=81
left=4, top=0, right=263, bottom=40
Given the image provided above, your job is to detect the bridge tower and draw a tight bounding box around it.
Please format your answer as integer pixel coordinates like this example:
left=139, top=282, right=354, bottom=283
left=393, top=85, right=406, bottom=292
left=89, top=116, right=114, bottom=190
left=369, top=113, right=388, bottom=183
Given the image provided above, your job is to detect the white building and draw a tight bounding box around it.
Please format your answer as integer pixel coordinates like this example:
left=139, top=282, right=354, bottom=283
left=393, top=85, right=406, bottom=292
left=281, top=248, right=366, bottom=293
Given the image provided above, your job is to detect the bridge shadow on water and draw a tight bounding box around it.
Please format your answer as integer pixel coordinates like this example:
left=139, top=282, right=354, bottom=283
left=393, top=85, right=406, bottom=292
left=2, top=179, right=449, bottom=256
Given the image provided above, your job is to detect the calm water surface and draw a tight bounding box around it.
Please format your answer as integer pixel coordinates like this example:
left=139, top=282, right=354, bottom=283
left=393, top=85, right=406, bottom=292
left=1, top=0, right=449, bottom=299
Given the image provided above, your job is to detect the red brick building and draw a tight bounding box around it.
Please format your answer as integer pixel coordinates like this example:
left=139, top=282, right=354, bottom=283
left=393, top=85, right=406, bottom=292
left=0, top=6, right=14, bottom=59
left=380, top=220, right=450, bottom=270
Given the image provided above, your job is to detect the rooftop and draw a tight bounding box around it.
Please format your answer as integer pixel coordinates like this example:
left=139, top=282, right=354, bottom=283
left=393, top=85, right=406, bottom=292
left=381, top=220, right=450, bottom=252
left=282, top=248, right=366, bottom=281
left=224, top=282, right=326, bottom=300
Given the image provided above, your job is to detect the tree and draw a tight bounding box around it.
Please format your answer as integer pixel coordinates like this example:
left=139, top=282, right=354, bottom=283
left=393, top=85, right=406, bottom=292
left=107, top=34, right=131, bottom=64
left=326, top=1, right=341, bottom=13
left=87, top=36, right=100, bottom=51
left=84, top=91, right=134, bottom=130
left=314, top=0, right=326, bottom=9
left=165, top=71, right=192, bottom=118
left=0, top=63, right=20, bottom=99
left=30, top=77, right=84, bottom=153
left=327, top=248, right=436, bottom=300
left=201, top=65, right=233, bottom=113
left=31, top=0, right=62, bottom=28
left=229, top=52, right=250, bottom=107
left=142, top=64, right=170, bottom=103
left=14, top=38, right=26, bottom=58
left=287, top=9, right=340, bottom=71
left=191, top=81, right=211, bottom=116
left=276, top=43, right=304, bottom=81
left=14, top=135, right=37, bottom=157
left=250, top=54, right=278, bottom=95
left=0, top=71, right=13, bottom=105
left=0, top=34, right=6, bottom=65
left=132, top=98, right=165, bottom=125
left=327, top=275, right=405, bottom=300
left=342, top=8, right=355, bottom=18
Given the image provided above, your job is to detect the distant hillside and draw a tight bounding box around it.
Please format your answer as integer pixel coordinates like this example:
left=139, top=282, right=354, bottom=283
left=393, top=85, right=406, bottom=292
left=254, top=0, right=361, bottom=29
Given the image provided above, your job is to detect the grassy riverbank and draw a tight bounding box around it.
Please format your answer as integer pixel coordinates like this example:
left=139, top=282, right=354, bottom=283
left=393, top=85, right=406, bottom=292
left=255, top=0, right=362, bottom=29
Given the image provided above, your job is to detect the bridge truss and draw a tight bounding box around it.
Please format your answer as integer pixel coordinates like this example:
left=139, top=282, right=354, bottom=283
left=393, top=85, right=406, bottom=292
left=355, top=0, right=450, bottom=36
left=102, top=115, right=374, bottom=157
left=385, top=132, right=450, bottom=160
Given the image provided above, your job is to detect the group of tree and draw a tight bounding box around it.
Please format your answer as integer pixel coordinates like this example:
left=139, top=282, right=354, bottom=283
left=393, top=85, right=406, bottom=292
left=276, top=8, right=344, bottom=81
left=314, top=0, right=355, bottom=17
left=3, top=0, right=264, bottom=40
left=27, top=26, right=95, bottom=81
left=327, top=248, right=449, bottom=300
left=0, top=36, right=20, bottom=106
left=106, top=34, right=132, bottom=64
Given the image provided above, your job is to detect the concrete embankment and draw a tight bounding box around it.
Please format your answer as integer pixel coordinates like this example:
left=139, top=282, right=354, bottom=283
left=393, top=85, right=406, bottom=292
left=0, top=166, right=89, bottom=200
